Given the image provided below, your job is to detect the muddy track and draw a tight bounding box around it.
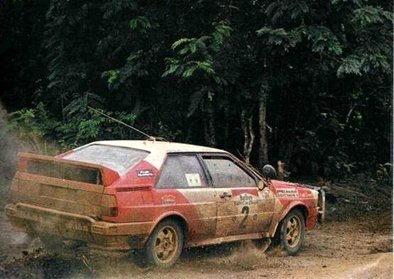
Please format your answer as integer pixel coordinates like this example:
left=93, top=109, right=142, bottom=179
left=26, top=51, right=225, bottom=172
left=0, top=210, right=392, bottom=279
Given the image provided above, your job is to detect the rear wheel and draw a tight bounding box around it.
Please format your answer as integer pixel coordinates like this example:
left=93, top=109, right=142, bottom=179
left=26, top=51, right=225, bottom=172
left=278, top=209, right=305, bottom=255
left=143, top=220, right=183, bottom=268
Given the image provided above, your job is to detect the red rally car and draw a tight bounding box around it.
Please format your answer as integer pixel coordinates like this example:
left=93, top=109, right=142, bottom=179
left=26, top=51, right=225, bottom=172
left=5, top=140, right=325, bottom=267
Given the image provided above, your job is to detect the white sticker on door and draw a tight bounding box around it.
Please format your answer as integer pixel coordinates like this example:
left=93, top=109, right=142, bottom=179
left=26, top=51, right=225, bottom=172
left=185, top=173, right=201, bottom=186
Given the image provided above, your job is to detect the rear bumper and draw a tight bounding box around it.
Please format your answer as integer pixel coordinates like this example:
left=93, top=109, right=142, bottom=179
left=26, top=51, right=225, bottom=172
left=5, top=203, right=152, bottom=250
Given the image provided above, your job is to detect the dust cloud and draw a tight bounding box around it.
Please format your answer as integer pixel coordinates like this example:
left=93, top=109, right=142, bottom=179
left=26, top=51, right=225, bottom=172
left=0, top=102, right=31, bottom=262
left=0, top=101, right=60, bottom=262
left=0, top=101, right=58, bottom=193
left=0, top=103, right=20, bottom=184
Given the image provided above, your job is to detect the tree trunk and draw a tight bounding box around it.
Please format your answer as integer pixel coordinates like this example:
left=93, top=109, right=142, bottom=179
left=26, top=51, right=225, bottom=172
left=204, top=101, right=217, bottom=147
left=241, top=109, right=254, bottom=164
left=258, top=83, right=269, bottom=170
left=223, top=103, right=229, bottom=149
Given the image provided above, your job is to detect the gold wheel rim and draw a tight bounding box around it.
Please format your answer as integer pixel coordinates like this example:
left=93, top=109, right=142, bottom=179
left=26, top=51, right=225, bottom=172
left=286, top=215, right=301, bottom=248
left=154, top=226, right=178, bottom=263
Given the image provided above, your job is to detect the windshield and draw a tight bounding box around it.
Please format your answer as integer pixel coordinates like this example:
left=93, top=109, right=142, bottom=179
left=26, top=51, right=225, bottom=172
left=63, top=144, right=149, bottom=174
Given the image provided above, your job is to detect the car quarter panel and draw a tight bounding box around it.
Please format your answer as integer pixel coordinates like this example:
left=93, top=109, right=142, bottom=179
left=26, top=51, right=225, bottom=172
left=268, top=180, right=319, bottom=233
left=102, top=160, right=159, bottom=223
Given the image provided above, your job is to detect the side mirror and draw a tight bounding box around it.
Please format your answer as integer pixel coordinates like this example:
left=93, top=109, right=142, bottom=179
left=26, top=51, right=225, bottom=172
left=262, top=164, right=277, bottom=179
left=257, top=180, right=266, bottom=190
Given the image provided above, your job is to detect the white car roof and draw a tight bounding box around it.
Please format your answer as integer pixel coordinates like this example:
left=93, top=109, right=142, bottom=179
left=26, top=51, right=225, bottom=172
left=90, top=140, right=228, bottom=169
left=93, top=140, right=225, bottom=153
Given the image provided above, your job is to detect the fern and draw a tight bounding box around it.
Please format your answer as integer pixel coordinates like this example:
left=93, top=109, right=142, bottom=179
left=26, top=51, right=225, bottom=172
left=337, top=55, right=363, bottom=77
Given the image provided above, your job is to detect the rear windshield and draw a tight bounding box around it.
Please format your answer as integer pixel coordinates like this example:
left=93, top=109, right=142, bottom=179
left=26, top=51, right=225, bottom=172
left=63, top=144, right=149, bottom=174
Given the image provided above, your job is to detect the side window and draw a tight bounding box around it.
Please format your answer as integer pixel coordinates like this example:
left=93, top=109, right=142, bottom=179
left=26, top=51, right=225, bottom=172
left=203, top=157, right=256, bottom=188
left=156, top=155, right=208, bottom=188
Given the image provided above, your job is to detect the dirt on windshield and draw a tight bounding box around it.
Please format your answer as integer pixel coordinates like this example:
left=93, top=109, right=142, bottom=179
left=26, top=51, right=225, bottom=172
left=0, top=177, right=392, bottom=279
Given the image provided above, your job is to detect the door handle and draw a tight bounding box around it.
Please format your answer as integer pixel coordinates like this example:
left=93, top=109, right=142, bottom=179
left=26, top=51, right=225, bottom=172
left=219, top=192, right=232, bottom=199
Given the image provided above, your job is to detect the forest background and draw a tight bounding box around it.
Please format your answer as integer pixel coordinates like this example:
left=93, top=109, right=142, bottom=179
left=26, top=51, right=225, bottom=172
left=0, top=0, right=392, bottom=184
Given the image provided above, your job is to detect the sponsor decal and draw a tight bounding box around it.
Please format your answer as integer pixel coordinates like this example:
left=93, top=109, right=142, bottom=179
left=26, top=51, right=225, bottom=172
left=161, top=195, right=176, bottom=205
left=137, top=169, right=154, bottom=177
left=235, top=193, right=258, bottom=205
left=232, top=189, right=258, bottom=197
left=298, top=191, right=313, bottom=198
left=277, top=188, right=299, bottom=197
left=185, top=173, right=202, bottom=187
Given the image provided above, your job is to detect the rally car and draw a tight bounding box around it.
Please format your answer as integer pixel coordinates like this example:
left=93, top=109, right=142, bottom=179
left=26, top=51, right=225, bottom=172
left=5, top=140, right=325, bottom=267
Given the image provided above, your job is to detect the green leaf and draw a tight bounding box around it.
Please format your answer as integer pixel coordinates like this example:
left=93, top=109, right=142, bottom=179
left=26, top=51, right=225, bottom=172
left=189, top=41, right=198, bottom=53
left=127, top=50, right=143, bottom=61
left=195, top=61, right=215, bottom=75
left=171, top=38, right=193, bottom=50
left=102, top=69, right=120, bottom=86
left=182, top=65, right=198, bottom=78
left=162, top=64, right=180, bottom=77
left=129, top=16, right=151, bottom=33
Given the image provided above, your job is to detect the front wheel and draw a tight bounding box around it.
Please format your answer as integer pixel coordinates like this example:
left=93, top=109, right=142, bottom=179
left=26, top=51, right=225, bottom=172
left=279, top=209, right=305, bottom=255
left=143, top=220, right=184, bottom=268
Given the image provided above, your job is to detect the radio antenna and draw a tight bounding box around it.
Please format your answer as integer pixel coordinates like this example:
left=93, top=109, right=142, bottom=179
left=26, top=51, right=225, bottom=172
left=88, top=106, right=154, bottom=140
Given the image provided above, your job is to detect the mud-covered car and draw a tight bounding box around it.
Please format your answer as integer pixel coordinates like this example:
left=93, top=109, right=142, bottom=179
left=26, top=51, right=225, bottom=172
left=5, top=140, right=325, bottom=267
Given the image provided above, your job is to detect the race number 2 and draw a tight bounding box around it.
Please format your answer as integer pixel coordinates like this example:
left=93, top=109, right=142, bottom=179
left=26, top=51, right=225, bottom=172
left=239, top=206, right=249, bottom=229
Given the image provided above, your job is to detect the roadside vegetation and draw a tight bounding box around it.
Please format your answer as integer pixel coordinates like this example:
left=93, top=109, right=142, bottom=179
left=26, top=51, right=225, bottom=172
left=0, top=0, right=392, bottom=183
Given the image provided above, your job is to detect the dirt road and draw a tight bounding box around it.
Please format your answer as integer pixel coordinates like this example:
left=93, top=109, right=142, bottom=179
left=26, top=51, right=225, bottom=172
left=0, top=210, right=392, bottom=279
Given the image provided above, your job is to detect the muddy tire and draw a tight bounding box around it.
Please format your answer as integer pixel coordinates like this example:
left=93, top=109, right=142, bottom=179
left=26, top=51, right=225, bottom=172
left=143, top=220, right=183, bottom=268
left=278, top=209, right=305, bottom=256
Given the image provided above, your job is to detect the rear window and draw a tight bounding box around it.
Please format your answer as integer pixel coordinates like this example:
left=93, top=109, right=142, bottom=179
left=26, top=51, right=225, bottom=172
left=63, top=144, right=149, bottom=173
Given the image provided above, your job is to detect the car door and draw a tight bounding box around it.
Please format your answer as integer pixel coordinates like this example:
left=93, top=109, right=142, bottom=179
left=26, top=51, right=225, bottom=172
left=201, top=155, right=275, bottom=237
left=154, top=153, right=217, bottom=243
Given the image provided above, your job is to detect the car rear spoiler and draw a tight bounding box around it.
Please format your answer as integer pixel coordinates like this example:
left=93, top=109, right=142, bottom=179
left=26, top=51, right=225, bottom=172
left=17, top=152, right=120, bottom=186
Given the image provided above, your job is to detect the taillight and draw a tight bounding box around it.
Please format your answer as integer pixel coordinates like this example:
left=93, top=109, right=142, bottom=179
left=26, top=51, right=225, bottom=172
left=109, top=206, right=118, bottom=217
left=100, top=206, right=118, bottom=217
left=101, top=194, right=118, bottom=217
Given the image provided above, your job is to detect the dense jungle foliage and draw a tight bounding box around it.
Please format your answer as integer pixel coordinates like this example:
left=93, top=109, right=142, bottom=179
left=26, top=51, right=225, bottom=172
left=0, top=0, right=392, bottom=180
